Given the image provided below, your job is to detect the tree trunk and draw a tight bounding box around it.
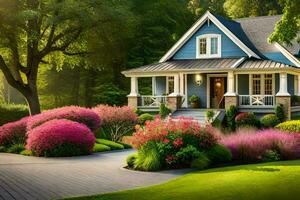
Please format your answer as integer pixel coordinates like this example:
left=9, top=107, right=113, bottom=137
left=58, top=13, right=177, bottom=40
left=23, top=84, right=41, bottom=115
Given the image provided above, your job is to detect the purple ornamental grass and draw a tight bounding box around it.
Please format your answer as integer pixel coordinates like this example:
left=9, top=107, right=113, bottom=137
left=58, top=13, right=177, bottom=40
left=26, top=119, right=96, bottom=156
left=27, top=106, right=101, bottom=132
left=221, top=128, right=300, bottom=161
left=0, top=116, right=30, bottom=147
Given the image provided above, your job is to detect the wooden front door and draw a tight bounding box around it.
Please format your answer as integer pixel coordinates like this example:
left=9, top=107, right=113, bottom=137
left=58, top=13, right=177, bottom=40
left=210, top=77, right=226, bottom=109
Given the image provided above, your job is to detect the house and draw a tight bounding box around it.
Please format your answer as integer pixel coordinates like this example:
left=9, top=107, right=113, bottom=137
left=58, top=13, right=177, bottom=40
left=122, top=11, right=300, bottom=119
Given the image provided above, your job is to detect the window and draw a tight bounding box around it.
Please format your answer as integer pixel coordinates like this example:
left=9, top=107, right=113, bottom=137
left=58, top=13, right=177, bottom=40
left=167, top=76, right=174, bottom=94
left=251, top=74, right=274, bottom=95
left=196, top=34, right=221, bottom=58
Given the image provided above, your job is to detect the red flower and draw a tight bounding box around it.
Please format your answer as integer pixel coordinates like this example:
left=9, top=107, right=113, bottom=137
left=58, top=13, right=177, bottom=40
left=173, top=137, right=183, bottom=148
left=163, top=138, right=170, bottom=144
left=165, top=155, right=175, bottom=164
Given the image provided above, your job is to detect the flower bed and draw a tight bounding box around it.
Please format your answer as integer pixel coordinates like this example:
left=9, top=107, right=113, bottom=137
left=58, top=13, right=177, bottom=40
left=129, top=117, right=223, bottom=171
left=27, top=106, right=101, bottom=132
left=26, top=119, right=95, bottom=157
left=221, top=128, right=300, bottom=162
left=92, top=105, right=138, bottom=141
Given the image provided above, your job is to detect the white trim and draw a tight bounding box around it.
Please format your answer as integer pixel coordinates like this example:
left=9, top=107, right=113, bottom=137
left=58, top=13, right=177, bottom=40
left=231, top=57, right=247, bottom=68
left=275, top=43, right=300, bottom=68
left=159, top=11, right=260, bottom=62
left=276, top=72, right=290, bottom=96
left=249, top=74, right=275, bottom=96
left=207, top=74, right=228, bottom=108
left=196, top=34, right=221, bottom=58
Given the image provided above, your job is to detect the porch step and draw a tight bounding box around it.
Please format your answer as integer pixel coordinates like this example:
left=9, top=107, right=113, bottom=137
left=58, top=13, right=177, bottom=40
left=171, top=109, right=223, bottom=124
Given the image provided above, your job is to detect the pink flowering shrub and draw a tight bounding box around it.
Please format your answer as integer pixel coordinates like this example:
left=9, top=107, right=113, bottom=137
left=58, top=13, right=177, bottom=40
left=221, top=128, right=300, bottom=162
left=132, top=117, right=220, bottom=168
left=0, top=117, right=29, bottom=147
left=235, top=112, right=260, bottom=128
left=26, top=119, right=95, bottom=157
left=27, top=106, right=101, bottom=132
left=92, top=105, right=138, bottom=141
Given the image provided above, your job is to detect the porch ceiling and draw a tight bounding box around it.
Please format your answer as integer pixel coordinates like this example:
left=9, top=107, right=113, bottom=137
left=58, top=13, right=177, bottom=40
left=123, top=58, right=241, bottom=74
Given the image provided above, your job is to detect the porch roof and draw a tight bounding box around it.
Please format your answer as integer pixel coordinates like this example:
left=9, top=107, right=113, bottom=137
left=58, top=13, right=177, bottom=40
left=237, top=60, right=296, bottom=70
left=123, top=58, right=241, bottom=74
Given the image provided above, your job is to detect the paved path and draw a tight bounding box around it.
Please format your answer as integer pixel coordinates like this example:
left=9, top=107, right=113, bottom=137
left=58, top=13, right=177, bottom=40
left=0, top=150, right=191, bottom=200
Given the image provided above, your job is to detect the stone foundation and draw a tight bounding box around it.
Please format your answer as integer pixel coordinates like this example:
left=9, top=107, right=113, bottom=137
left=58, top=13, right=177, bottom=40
left=224, top=96, right=238, bottom=110
left=276, top=96, right=291, bottom=120
left=128, top=96, right=139, bottom=108
left=167, top=96, right=182, bottom=111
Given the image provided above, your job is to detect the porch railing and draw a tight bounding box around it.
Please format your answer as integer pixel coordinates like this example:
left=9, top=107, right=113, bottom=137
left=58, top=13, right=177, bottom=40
left=239, top=95, right=275, bottom=107
left=140, top=96, right=167, bottom=107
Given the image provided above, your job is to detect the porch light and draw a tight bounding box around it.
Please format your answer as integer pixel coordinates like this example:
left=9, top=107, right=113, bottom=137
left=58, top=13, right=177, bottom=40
left=195, top=74, right=203, bottom=86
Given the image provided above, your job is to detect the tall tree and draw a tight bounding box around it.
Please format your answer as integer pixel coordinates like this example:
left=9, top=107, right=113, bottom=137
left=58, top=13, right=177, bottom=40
left=188, top=0, right=226, bottom=17
left=269, top=0, right=300, bottom=45
left=0, top=0, right=108, bottom=114
left=224, top=0, right=282, bottom=19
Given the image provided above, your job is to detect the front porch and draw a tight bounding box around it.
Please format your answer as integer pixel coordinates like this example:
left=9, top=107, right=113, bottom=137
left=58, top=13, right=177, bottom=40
left=127, top=71, right=300, bottom=119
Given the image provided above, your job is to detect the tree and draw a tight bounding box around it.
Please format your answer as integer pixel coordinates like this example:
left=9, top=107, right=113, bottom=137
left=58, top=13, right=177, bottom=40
left=269, top=0, right=300, bottom=45
left=224, top=0, right=282, bottom=19
left=0, top=0, right=108, bottom=114
left=188, top=0, right=227, bottom=17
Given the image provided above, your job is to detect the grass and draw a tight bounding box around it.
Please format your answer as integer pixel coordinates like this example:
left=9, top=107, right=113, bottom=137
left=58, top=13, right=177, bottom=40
left=93, top=144, right=111, bottom=152
left=95, top=139, right=124, bottom=150
left=65, top=159, right=300, bottom=200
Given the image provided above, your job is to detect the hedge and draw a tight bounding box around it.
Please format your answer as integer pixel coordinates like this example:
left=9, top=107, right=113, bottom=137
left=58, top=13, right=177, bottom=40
left=0, top=104, right=29, bottom=126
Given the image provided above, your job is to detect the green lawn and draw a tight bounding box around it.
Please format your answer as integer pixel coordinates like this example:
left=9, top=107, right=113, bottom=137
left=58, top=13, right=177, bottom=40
left=66, top=160, right=300, bottom=200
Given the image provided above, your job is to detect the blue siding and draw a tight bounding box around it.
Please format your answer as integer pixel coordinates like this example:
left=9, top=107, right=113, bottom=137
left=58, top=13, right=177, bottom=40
left=155, top=77, right=166, bottom=95
left=187, top=74, right=207, bottom=108
left=173, top=22, right=247, bottom=59
left=238, top=74, right=249, bottom=95
left=288, top=74, right=295, bottom=95
left=264, top=52, right=295, bottom=66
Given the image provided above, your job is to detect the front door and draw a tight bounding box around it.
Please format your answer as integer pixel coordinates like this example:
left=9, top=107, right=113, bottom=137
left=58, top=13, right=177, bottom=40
left=210, top=77, right=226, bottom=109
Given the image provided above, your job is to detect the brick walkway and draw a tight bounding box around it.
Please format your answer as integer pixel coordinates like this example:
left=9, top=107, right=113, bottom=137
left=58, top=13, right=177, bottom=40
left=0, top=150, right=191, bottom=200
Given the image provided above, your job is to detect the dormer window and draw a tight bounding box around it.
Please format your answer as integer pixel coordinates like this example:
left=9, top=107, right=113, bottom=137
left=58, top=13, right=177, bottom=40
left=196, top=34, right=221, bottom=58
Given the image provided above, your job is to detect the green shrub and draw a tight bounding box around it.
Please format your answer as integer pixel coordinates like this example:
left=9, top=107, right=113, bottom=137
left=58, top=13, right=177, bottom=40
left=205, top=110, right=215, bottom=123
left=205, top=144, right=232, bottom=165
left=0, top=146, right=6, bottom=152
left=175, top=145, right=201, bottom=165
left=96, top=139, right=124, bottom=150
left=191, top=153, right=210, bottom=170
left=275, top=120, right=300, bottom=133
left=235, top=112, right=260, bottom=128
left=0, top=104, right=29, bottom=126
left=262, top=150, right=280, bottom=162
left=93, top=143, right=111, bottom=152
left=6, top=144, right=25, bottom=154
left=139, top=113, right=154, bottom=124
left=117, top=142, right=132, bottom=149
left=134, top=108, right=144, bottom=116
left=134, top=142, right=161, bottom=171
left=126, top=153, right=138, bottom=168
left=189, top=95, right=199, bottom=103
left=20, top=150, right=32, bottom=156
left=260, top=114, right=280, bottom=128
left=42, top=143, right=90, bottom=157
left=226, top=105, right=237, bottom=131
left=275, top=104, right=285, bottom=122
left=212, top=119, right=222, bottom=128
left=159, top=103, right=171, bottom=118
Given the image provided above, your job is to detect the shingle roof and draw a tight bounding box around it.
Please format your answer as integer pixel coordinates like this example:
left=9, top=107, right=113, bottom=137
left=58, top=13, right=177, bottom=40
left=237, top=59, right=295, bottom=69
left=123, top=58, right=241, bottom=74
left=235, top=15, right=299, bottom=55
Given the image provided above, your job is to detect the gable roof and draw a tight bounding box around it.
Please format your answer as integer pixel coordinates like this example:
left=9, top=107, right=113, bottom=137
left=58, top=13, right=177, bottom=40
left=159, top=11, right=261, bottom=62
left=235, top=15, right=299, bottom=55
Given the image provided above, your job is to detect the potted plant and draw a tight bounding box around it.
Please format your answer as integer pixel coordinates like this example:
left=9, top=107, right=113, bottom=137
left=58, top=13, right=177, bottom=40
left=189, top=95, right=200, bottom=108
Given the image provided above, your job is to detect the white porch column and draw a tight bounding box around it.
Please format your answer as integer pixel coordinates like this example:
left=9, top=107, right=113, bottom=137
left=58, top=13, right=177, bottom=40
left=297, top=75, right=300, bottom=96
left=224, top=71, right=236, bottom=96
left=276, top=72, right=290, bottom=96
left=152, top=77, right=156, bottom=96
left=129, top=77, right=139, bottom=96
left=170, top=74, right=180, bottom=96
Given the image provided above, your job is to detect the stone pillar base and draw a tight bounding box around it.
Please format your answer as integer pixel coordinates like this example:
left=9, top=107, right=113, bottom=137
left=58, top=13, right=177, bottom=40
left=224, top=96, right=238, bottom=110
left=128, top=96, right=139, bottom=108
left=167, top=96, right=182, bottom=111
left=276, top=96, right=291, bottom=120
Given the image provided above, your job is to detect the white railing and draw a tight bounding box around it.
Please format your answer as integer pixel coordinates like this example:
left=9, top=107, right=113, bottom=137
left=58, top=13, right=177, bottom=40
left=140, top=96, right=167, bottom=107
left=239, top=95, right=275, bottom=107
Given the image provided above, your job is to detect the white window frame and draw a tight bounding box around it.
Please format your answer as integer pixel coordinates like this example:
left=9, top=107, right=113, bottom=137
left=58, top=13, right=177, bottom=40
left=196, top=34, right=221, bottom=59
left=249, top=74, right=275, bottom=95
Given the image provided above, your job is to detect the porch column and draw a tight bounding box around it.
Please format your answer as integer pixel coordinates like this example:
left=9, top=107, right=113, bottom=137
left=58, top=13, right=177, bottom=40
left=297, top=75, right=300, bottom=96
left=276, top=72, right=291, bottom=120
left=128, top=77, right=139, bottom=108
left=224, top=71, right=237, bottom=109
left=167, top=74, right=181, bottom=111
